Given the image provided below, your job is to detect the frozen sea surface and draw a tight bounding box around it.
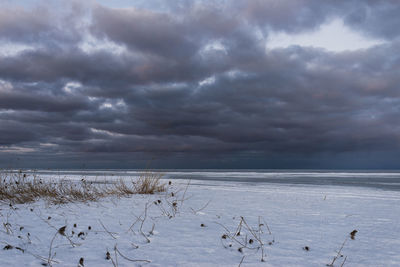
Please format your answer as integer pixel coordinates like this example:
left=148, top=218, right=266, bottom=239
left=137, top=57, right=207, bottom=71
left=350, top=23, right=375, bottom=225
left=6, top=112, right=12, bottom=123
left=12, top=169, right=400, bottom=191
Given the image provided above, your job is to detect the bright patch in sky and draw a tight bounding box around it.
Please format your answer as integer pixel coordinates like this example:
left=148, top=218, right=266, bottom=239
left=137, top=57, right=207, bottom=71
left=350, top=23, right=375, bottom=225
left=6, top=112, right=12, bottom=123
left=90, top=128, right=124, bottom=137
left=79, top=35, right=127, bottom=55
left=0, top=42, right=34, bottom=56
left=40, top=143, right=58, bottom=147
left=0, top=146, right=35, bottom=153
left=199, top=76, right=216, bottom=87
left=100, top=103, right=113, bottom=109
left=63, top=82, right=81, bottom=94
left=0, top=79, right=13, bottom=92
left=200, top=40, right=227, bottom=55
left=266, top=19, right=385, bottom=52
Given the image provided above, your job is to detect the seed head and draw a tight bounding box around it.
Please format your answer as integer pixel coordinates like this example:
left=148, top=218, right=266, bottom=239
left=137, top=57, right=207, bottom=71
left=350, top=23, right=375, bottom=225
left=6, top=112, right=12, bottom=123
left=350, top=230, right=358, bottom=240
left=58, top=226, right=66, bottom=236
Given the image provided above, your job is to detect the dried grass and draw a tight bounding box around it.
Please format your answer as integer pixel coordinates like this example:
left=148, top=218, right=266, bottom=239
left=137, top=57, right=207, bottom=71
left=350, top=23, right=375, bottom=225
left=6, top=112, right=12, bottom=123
left=133, top=171, right=166, bottom=194
left=0, top=170, right=166, bottom=205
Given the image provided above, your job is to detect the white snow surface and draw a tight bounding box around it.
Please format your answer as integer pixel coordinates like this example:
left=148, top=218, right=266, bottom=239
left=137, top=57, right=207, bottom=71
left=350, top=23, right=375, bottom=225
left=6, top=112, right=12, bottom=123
left=1, top=178, right=400, bottom=266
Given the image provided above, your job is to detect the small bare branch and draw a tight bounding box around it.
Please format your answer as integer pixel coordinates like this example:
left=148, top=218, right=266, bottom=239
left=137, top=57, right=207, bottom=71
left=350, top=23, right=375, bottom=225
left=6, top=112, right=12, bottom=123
left=98, top=220, right=117, bottom=240
left=114, top=244, right=151, bottom=263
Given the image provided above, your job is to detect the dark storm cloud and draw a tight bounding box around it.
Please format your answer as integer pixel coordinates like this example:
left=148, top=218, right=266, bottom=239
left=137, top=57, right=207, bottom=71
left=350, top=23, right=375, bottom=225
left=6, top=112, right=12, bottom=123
left=1, top=0, right=400, bottom=168
left=0, top=120, right=38, bottom=145
left=0, top=49, right=132, bottom=83
left=0, top=2, right=84, bottom=46
left=0, top=86, right=91, bottom=112
left=343, top=0, right=400, bottom=40
left=91, top=6, right=198, bottom=59
left=0, top=6, right=51, bottom=43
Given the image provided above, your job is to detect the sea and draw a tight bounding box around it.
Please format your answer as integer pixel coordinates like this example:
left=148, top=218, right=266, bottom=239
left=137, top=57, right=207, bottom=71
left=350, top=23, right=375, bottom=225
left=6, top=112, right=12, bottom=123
left=4, top=169, right=400, bottom=191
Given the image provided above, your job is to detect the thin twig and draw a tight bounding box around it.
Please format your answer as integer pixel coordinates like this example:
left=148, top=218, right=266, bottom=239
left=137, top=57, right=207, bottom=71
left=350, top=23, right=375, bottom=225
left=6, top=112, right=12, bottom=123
left=26, top=251, right=60, bottom=265
left=114, top=245, right=119, bottom=267
left=190, top=199, right=212, bottom=214
left=262, top=217, right=272, bottom=235
left=241, top=217, right=266, bottom=262
left=214, top=221, right=251, bottom=249
left=180, top=180, right=191, bottom=208
left=238, top=255, right=245, bottom=267
left=98, top=219, right=117, bottom=239
left=127, top=212, right=144, bottom=232
left=139, top=203, right=150, bottom=243
left=114, top=244, right=151, bottom=263
left=108, top=249, right=117, bottom=267
left=328, top=238, right=348, bottom=266
left=47, top=231, right=58, bottom=267
left=340, top=256, right=348, bottom=267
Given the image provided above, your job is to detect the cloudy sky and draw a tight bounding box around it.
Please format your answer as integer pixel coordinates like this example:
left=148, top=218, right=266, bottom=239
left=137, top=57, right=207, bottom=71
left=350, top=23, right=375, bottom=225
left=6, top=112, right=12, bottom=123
left=1, top=0, right=400, bottom=169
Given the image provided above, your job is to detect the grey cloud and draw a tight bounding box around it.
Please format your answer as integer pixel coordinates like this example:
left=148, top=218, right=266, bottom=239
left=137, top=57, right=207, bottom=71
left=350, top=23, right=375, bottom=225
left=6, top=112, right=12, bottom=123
left=0, top=89, right=92, bottom=113
left=234, top=0, right=400, bottom=40
left=0, top=49, right=133, bottom=83
left=1, top=1, right=400, bottom=168
left=0, top=7, right=51, bottom=43
left=0, top=121, right=37, bottom=145
left=91, top=6, right=198, bottom=59
left=238, top=0, right=337, bottom=33
left=0, top=3, right=85, bottom=46
left=343, top=1, right=400, bottom=40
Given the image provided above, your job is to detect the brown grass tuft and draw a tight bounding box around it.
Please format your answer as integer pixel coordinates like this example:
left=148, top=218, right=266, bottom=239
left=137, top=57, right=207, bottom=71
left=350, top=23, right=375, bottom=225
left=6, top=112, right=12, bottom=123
left=0, top=170, right=167, bottom=204
left=133, top=171, right=166, bottom=194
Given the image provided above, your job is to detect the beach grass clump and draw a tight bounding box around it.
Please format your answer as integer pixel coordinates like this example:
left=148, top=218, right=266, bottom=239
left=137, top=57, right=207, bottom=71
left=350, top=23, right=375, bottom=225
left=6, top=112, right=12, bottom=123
left=0, top=170, right=166, bottom=204
left=133, top=171, right=166, bottom=194
left=0, top=172, right=106, bottom=204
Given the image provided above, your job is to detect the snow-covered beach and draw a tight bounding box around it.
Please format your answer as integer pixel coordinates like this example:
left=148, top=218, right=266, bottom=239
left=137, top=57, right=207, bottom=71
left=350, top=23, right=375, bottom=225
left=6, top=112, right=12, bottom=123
left=1, top=170, right=400, bottom=266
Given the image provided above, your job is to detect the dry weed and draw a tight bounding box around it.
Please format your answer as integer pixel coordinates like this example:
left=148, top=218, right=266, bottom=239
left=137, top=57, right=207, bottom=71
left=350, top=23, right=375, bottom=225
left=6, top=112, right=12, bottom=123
left=0, top=170, right=167, bottom=205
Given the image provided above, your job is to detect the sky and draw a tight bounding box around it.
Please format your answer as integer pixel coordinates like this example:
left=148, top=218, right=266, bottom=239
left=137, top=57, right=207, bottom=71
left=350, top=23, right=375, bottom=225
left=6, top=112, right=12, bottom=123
left=1, top=0, right=400, bottom=169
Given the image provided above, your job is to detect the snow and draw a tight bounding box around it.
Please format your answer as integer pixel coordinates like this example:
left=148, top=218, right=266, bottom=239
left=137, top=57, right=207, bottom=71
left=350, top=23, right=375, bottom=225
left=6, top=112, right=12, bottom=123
left=1, top=176, right=400, bottom=266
